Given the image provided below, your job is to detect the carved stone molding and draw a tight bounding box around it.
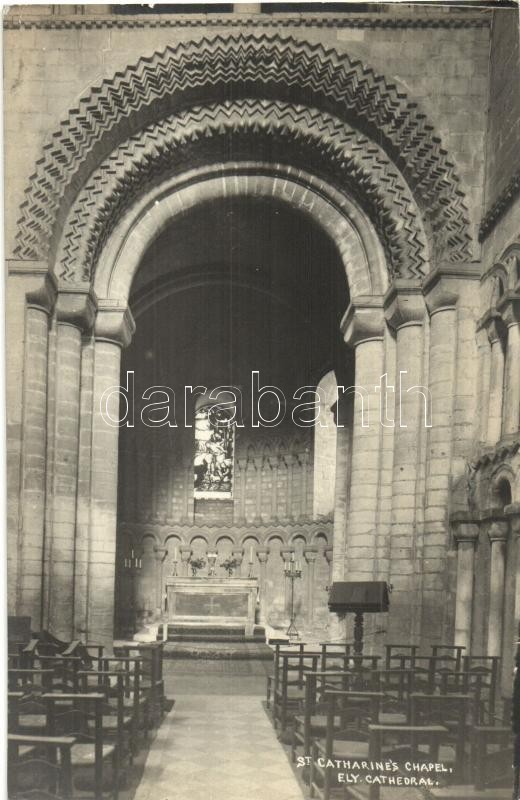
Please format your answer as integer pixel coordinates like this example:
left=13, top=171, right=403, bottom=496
left=341, top=297, right=385, bottom=347
left=55, top=103, right=428, bottom=285
left=14, top=35, right=471, bottom=272
left=3, top=13, right=491, bottom=31
left=479, top=168, right=520, bottom=242
left=384, top=280, right=425, bottom=330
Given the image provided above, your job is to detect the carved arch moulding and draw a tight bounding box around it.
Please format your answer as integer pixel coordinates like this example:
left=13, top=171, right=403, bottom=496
left=58, top=101, right=428, bottom=286
left=15, top=34, right=472, bottom=278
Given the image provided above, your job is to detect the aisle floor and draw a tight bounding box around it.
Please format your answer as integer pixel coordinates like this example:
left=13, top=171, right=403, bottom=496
left=133, top=660, right=305, bottom=800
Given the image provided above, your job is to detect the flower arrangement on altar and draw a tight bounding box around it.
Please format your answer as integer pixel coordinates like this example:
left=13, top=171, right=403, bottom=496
left=189, top=556, right=206, bottom=577
left=220, top=556, right=241, bottom=577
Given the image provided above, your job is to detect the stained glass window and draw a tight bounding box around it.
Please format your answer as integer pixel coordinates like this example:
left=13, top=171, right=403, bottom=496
left=193, top=405, right=235, bottom=499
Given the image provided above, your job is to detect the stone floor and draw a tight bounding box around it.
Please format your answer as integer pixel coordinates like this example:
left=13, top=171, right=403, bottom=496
left=132, top=659, right=305, bottom=800
left=127, top=659, right=513, bottom=800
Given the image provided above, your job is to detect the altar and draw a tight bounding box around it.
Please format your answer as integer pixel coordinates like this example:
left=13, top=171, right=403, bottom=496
left=165, top=577, right=258, bottom=635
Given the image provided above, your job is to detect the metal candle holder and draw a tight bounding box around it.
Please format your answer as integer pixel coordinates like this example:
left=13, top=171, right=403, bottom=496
left=284, top=558, right=302, bottom=638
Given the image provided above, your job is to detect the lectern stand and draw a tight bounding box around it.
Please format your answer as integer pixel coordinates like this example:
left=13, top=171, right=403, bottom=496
left=328, top=581, right=390, bottom=656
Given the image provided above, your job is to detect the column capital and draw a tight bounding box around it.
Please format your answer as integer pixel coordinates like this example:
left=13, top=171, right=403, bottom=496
left=505, top=503, right=520, bottom=536
left=281, top=548, right=295, bottom=563
left=324, top=546, right=334, bottom=565
left=451, top=517, right=479, bottom=545
left=384, top=280, right=425, bottom=330
left=95, top=301, right=136, bottom=348
left=422, top=264, right=479, bottom=316
left=256, top=547, right=269, bottom=564
left=341, top=297, right=385, bottom=347
left=303, top=546, right=319, bottom=563
left=179, top=546, right=192, bottom=562
left=483, top=517, right=509, bottom=543
left=477, top=309, right=507, bottom=344
left=26, top=272, right=58, bottom=315
left=153, top=546, right=168, bottom=561
left=56, top=287, right=97, bottom=333
left=496, top=293, right=520, bottom=327
left=232, top=547, right=244, bottom=565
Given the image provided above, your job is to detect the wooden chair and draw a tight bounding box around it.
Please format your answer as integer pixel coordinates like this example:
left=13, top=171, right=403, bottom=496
left=44, top=689, right=124, bottom=800
left=266, top=642, right=306, bottom=709
left=410, top=692, right=473, bottom=781
left=79, top=667, right=141, bottom=756
left=384, top=643, right=420, bottom=670
left=274, top=651, right=320, bottom=735
left=292, top=669, right=367, bottom=764
left=8, top=733, right=76, bottom=799
left=114, top=643, right=165, bottom=727
left=309, top=689, right=385, bottom=800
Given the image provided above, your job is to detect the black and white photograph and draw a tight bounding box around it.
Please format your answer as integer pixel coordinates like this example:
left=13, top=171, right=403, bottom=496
left=3, top=1, right=520, bottom=798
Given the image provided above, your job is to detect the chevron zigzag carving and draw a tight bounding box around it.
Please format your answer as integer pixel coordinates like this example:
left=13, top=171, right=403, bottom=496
left=57, top=100, right=428, bottom=283
left=15, top=33, right=471, bottom=268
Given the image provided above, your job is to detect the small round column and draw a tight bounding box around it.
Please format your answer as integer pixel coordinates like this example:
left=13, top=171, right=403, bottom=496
left=281, top=548, right=294, bottom=615
left=482, top=313, right=507, bottom=444
left=304, top=546, right=318, bottom=627
left=498, top=297, right=520, bottom=435
left=257, top=547, right=269, bottom=624
left=154, top=546, right=168, bottom=617
left=451, top=515, right=479, bottom=652
left=484, top=515, right=509, bottom=657
left=180, top=545, right=192, bottom=577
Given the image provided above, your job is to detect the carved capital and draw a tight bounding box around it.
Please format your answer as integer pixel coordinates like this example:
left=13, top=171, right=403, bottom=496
left=281, top=548, right=295, bottom=563
left=341, top=297, right=385, bottom=347
left=496, top=293, right=520, bottom=327
left=480, top=510, right=509, bottom=542
left=505, top=503, right=520, bottom=536
left=26, top=272, right=58, bottom=315
left=304, top=546, right=319, bottom=563
left=452, top=521, right=479, bottom=545
left=56, top=287, right=97, bottom=333
left=324, top=546, right=334, bottom=565
left=488, top=520, right=509, bottom=543
left=95, top=301, right=136, bottom=348
left=179, top=545, right=192, bottom=562
left=232, top=548, right=244, bottom=565
left=256, top=547, right=269, bottom=564
left=384, top=280, right=425, bottom=330
left=478, top=309, right=507, bottom=344
left=154, top=546, right=168, bottom=562
left=422, top=263, right=479, bottom=316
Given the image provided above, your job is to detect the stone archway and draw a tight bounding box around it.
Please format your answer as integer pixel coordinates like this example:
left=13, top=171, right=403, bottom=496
left=11, top=34, right=475, bottom=648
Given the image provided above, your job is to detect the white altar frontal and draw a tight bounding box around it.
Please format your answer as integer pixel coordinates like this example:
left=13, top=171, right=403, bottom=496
left=166, top=577, right=258, bottom=635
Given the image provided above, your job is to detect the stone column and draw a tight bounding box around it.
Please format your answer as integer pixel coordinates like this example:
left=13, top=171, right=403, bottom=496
left=85, top=304, right=134, bottom=650
left=451, top=515, right=479, bottom=652
left=331, top=393, right=353, bottom=582
left=257, top=547, right=269, bottom=623
left=484, top=514, right=509, bottom=657
left=498, top=296, right=520, bottom=435
left=505, top=504, right=520, bottom=627
left=180, top=545, right=192, bottom=577
left=45, top=289, right=97, bottom=640
left=341, top=299, right=385, bottom=580
left=384, top=282, right=426, bottom=640
left=271, top=456, right=279, bottom=522
left=234, top=458, right=247, bottom=524
left=481, top=312, right=507, bottom=444
left=421, top=268, right=459, bottom=644
left=154, top=546, right=168, bottom=617
left=17, top=275, right=56, bottom=625
left=304, top=547, right=318, bottom=626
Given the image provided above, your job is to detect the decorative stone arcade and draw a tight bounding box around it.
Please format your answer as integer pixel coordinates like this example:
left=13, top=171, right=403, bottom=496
left=7, top=31, right=482, bottom=653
